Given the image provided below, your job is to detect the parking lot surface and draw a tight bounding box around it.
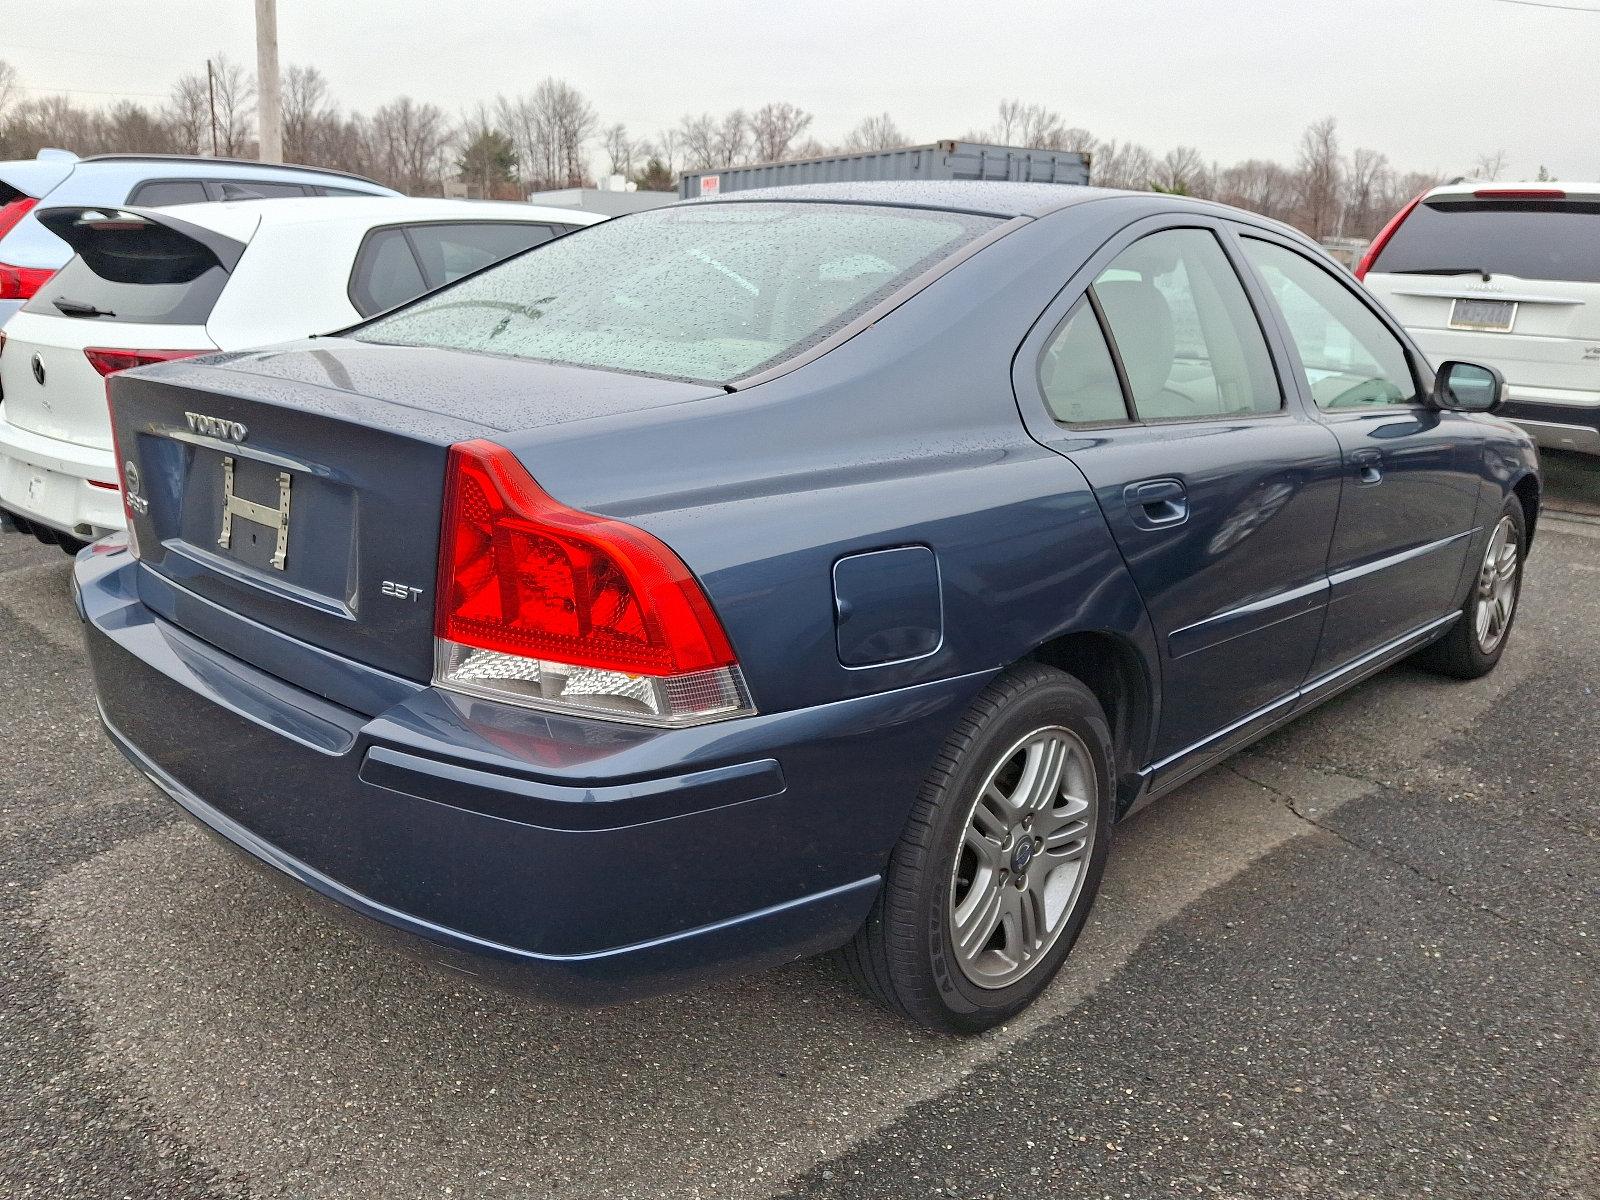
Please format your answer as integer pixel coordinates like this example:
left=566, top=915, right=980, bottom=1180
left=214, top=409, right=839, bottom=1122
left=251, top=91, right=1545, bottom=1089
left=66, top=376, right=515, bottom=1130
left=3, top=489, right=1597, bottom=1198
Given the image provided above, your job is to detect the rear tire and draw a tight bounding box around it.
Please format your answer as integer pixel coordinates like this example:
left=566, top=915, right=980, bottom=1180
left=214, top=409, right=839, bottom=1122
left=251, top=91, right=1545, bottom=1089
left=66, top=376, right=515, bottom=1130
left=1417, top=496, right=1526, bottom=680
left=839, top=663, right=1115, bottom=1034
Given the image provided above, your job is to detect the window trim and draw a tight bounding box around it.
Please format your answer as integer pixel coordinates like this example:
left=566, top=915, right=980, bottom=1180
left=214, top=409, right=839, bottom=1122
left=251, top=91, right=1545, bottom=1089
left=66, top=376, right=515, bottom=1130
left=1027, top=219, right=1289, bottom=432
left=1234, top=228, right=1431, bottom=416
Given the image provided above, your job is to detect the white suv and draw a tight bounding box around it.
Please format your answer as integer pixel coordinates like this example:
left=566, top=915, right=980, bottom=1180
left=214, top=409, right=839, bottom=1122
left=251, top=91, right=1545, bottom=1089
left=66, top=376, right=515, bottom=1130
left=0, top=196, right=601, bottom=549
left=1360, top=181, right=1600, bottom=455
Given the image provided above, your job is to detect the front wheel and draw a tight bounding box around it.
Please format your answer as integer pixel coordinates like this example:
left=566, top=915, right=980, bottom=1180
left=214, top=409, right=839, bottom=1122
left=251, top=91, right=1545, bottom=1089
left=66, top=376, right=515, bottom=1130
left=839, top=664, right=1115, bottom=1034
left=1417, top=497, right=1527, bottom=679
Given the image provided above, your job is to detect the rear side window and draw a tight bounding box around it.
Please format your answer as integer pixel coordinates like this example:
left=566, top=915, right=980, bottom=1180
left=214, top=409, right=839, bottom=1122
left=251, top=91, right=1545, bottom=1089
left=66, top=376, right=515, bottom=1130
left=349, top=227, right=427, bottom=315
left=1244, top=237, right=1419, bottom=410
left=354, top=202, right=1001, bottom=384
left=127, top=180, right=210, bottom=207
left=215, top=180, right=310, bottom=200
left=1369, top=199, right=1600, bottom=284
left=1090, top=229, right=1280, bottom=421
left=1039, top=301, right=1128, bottom=424
left=23, top=217, right=231, bottom=325
left=406, top=222, right=558, bottom=287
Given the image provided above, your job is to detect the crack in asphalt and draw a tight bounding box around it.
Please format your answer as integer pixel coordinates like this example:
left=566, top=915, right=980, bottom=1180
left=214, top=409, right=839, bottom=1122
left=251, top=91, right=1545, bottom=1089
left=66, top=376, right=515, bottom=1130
left=1225, top=757, right=1597, bottom=975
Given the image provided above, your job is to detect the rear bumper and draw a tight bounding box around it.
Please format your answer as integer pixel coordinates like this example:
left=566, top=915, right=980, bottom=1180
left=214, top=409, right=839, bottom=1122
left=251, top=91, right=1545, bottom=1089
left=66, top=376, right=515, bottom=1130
left=77, top=550, right=988, bottom=1002
left=1499, top=397, right=1600, bottom=455
left=0, top=411, right=121, bottom=537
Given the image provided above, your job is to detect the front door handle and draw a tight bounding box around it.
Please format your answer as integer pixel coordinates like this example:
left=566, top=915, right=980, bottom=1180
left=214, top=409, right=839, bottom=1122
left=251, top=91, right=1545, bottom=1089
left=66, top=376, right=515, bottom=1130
left=1124, top=478, right=1189, bottom=529
left=1351, top=448, right=1384, bottom=485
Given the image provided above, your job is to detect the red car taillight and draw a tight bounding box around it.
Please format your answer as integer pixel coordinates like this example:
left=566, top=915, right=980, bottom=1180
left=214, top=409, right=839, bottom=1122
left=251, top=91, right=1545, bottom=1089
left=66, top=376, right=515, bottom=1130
left=433, top=439, right=754, bottom=726
left=0, top=199, right=55, bottom=299
left=84, top=347, right=206, bottom=376
left=1355, top=191, right=1426, bottom=281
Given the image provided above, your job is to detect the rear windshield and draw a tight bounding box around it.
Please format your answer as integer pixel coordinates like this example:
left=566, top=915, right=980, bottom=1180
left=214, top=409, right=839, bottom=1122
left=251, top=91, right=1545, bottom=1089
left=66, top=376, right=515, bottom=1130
left=1370, top=199, right=1600, bottom=284
left=353, top=201, right=1001, bottom=383
left=24, top=220, right=230, bottom=325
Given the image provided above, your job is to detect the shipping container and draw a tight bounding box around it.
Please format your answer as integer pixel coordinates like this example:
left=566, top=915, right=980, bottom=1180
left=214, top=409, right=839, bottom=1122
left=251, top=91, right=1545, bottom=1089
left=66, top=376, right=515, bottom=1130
left=678, top=140, right=1090, bottom=199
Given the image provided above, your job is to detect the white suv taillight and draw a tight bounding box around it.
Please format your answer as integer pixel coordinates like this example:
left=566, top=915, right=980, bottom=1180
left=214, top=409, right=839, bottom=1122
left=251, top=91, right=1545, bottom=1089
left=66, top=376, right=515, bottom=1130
left=433, top=440, right=755, bottom=727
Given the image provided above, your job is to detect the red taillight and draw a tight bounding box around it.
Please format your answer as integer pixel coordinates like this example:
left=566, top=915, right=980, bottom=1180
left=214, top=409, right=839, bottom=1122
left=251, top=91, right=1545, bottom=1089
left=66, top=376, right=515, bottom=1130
left=0, top=199, right=54, bottom=299
left=104, top=380, right=143, bottom=558
left=1355, top=191, right=1426, bottom=281
left=433, top=439, right=752, bottom=725
left=0, top=197, right=37, bottom=241
left=84, top=347, right=205, bottom=376
left=1474, top=187, right=1565, bottom=200
left=0, top=263, right=55, bottom=300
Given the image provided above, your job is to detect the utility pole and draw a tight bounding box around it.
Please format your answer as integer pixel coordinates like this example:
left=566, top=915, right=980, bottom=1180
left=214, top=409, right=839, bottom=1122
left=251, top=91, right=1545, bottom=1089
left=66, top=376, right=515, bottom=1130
left=255, top=0, right=283, bottom=163
left=206, top=59, right=219, bottom=156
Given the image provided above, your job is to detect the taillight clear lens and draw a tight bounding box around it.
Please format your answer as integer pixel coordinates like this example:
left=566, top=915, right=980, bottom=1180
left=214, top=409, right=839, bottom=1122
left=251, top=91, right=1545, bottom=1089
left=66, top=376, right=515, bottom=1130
left=433, top=440, right=755, bottom=727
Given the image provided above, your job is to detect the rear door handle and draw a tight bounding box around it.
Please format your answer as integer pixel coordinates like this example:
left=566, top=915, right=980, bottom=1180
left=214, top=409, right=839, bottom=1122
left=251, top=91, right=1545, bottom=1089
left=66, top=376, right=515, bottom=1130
left=1124, top=478, right=1189, bottom=529
left=1351, top=448, right=1383, bottom=485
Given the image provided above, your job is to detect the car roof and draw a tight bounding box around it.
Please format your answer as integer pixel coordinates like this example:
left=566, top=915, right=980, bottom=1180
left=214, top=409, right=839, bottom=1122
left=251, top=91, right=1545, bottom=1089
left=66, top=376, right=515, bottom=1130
left=118, top=196, right=606, bottom=240
left=690, top=180, right=1143, bottom=218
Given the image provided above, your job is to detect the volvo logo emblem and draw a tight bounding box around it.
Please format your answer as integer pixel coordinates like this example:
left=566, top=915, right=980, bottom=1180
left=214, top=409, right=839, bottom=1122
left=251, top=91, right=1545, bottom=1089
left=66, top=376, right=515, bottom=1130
left=184, top=411, right=248, bottom=442
left=31, top=354, right=44, bottom=386
left=1011, top=839, right=1035, bottom=872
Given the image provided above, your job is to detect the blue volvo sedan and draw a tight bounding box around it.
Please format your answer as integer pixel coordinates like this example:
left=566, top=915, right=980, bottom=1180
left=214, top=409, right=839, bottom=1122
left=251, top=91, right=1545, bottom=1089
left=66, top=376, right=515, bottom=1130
left=78, top=182, right=1539, bottom=1033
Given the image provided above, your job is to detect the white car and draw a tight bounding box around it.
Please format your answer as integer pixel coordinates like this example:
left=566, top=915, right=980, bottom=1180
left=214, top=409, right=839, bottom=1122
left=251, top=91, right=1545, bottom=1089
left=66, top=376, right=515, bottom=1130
left=1360, top=181, right=1600, bottom=455
left=0, top=196, right=603, bottom=549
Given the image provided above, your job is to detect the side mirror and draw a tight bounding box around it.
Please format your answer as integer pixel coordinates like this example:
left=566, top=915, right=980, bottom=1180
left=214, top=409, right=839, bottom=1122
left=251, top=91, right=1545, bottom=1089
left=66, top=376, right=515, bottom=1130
left=1431, top=360, right=1505, bottom=414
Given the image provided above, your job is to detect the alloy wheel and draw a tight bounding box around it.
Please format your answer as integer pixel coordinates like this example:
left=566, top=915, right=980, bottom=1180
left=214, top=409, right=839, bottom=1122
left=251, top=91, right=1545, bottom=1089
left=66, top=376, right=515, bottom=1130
left=948, top=726, right=1098, bottom=989
left=1474, top=515, right=1519, bottom=654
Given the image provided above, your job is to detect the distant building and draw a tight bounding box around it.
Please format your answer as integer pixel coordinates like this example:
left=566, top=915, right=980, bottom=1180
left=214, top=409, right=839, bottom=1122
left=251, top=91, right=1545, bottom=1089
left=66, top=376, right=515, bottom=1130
left=526, top=175, right=678, bottom=217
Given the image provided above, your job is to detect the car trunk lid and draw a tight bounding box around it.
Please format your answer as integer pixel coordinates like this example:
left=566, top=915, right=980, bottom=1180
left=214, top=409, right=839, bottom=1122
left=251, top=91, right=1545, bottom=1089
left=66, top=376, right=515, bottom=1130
left=107, top=348, right=727, bottom=688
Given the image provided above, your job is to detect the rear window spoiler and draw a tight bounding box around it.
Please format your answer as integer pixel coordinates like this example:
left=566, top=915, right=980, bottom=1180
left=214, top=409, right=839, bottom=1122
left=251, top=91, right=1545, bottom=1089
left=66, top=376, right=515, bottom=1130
left=36, top=206, right=249, bottom=275
left=0, top=152, right=79, bottom=206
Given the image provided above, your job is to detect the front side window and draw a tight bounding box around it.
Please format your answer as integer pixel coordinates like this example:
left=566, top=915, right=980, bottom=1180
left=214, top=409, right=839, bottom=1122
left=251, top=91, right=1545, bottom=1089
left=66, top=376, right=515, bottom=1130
left=354, top=202, right=1001, bottom=384
left=1090, top=229, right=1280, bottom=421
left=1243, top=237, right=1419, bottom=410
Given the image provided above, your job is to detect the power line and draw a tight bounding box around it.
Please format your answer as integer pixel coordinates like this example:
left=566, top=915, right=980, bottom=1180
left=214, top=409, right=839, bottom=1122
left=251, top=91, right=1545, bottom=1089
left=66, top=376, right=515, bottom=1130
left=1482, top=0, right=1600, bottom=12
left=12, top=82, right=169, bottom=100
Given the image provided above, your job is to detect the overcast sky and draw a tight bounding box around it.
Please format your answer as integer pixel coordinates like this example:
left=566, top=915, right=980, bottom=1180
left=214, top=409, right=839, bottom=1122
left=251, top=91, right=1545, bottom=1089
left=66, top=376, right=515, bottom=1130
left=5, top=0, right=1598, bottom=179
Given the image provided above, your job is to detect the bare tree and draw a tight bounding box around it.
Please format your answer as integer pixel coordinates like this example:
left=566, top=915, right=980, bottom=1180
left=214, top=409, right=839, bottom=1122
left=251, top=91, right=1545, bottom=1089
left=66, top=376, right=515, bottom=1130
left=1216, top=158, right=1296, bottom=221
left=1472, top=149, right=1509, bottom=181
left=368, top=95, right=452, bottom=194
left=282, top=65, right=338, bottom=166
left=678, top=113, right=719, bottom=171
left=843, top=113, right=907, bottom=153
left=1153, top=145, right=1206, bottom=194
left=750, top=101, right=812, bottom=163
left=164, top=72, right=212, bottom=155
left=714, top=109, right=748, bottom=167
left=1093, top=139, right=1157, bottom=190
left=207, top=54, right=256, bottom=156
left=1341, top=147, right=1391, bottom=239
left=1295, top=116, right=1343, bottom=239
left=0, top=60, right=18, bottom=125
left=602, top=122, right=635, bottom=177
left=538, top=78, right=597, bottom=185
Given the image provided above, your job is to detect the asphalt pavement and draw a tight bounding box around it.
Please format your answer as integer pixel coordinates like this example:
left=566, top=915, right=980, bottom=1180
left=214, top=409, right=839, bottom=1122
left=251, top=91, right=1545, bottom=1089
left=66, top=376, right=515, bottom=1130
left=2, top=472, right=1596, bottom=1199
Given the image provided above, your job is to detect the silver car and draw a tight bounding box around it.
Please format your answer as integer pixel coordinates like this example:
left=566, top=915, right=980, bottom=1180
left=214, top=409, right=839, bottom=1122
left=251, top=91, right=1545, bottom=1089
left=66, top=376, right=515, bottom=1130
left=0, top=150, right=398, bottom=324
